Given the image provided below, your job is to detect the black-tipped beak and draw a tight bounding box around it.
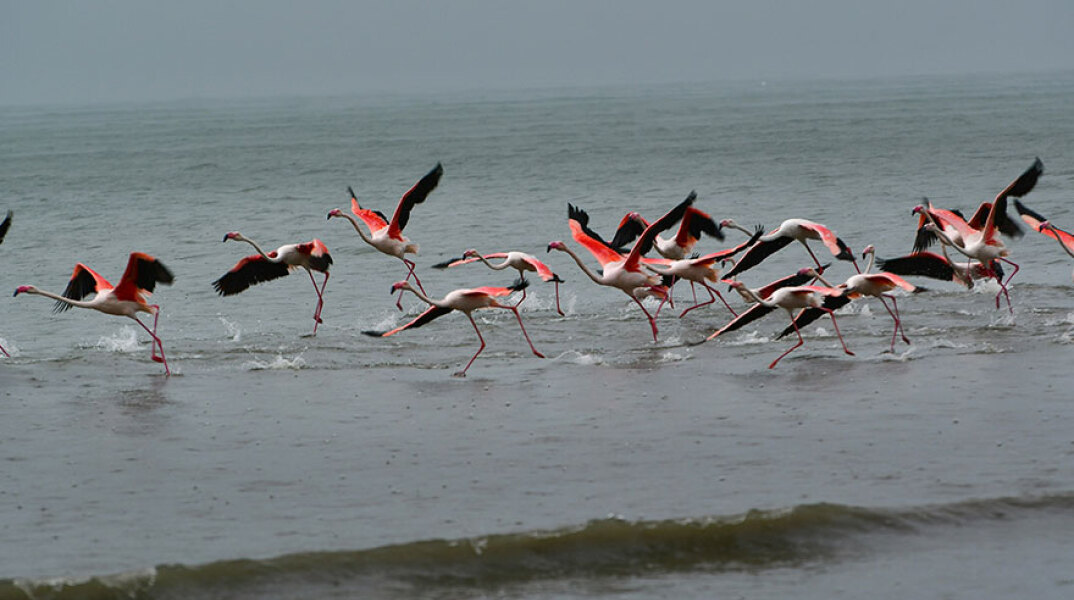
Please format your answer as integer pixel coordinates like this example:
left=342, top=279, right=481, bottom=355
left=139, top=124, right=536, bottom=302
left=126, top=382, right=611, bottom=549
left=546, top=244, right=553, bottom=253
left=326, top=212, right=332, bottom=220
left=221, top=235, right=229, bottom=243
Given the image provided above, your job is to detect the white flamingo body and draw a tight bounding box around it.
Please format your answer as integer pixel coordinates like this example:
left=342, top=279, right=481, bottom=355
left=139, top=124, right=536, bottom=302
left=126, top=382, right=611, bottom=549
left=435, top=249, right=565, bottom=315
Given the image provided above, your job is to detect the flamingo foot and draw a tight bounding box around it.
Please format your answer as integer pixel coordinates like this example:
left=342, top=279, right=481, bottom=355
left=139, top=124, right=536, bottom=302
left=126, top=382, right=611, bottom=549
left=452, top=371, right=467, bottom=378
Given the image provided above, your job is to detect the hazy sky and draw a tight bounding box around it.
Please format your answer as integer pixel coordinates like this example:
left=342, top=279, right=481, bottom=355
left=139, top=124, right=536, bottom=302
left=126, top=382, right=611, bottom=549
left=3, top=0, right=1072, bottom=105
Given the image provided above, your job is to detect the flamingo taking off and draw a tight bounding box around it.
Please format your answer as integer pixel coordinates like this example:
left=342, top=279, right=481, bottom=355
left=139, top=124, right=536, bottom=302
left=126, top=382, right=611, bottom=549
left=13, top=252, right=174, bottom=374
left=1014, top=198, right=1074, bottom=282
left=707, top=269, right=855, bottom=369
left=876, top=247, right=1001, bottom=289
left=362, top=279, right=544, bottom=377
left=434, top=250, right=566, bottom=315
left=782, top=246, right=921, bottom=352
left=547, top=194, right=694, bottom=342
left=608, top=193, right=723, bottom=257
left=328, top=162, right=443, bottom=310
left=213, top=232, right=333, bottom=335
left=721, top=218, right=856, bottom=279
left=1, top=210, right=11, bottom=357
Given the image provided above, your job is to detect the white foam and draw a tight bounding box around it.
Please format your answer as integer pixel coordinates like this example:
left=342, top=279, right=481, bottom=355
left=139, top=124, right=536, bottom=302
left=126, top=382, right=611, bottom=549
left=243, top=354, right=307, bottom=370
left=218, top=316, right=242, bottom=342
left=94, top=326, right=141, bottom=353
left=556, top=350, right=605, bottom=366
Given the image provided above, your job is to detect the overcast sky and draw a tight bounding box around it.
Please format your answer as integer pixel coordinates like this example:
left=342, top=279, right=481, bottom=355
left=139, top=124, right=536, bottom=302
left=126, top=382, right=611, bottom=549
left=2, top=0, right=1072, bottom=106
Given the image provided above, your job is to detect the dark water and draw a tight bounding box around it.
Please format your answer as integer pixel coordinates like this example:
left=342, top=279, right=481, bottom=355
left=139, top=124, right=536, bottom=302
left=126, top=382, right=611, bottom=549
left=2, top=72, right=1074, bottom=598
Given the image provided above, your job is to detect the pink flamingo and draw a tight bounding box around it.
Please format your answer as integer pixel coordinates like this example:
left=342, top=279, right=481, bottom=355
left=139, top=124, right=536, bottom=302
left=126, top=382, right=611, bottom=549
left=708, top=269, right=855, bottom=369
left=1014, top=198, right=1074, bottom=282
left=363, top=279, right=544, bottom=377
left=434, top=250, right=565, bottom=315
left=720, top=218, right=857, bottom=279
left=213, top=232, right=332, bottom=335
left=1, top=210, right=12, bottom=357
left=546, top=195, right=694, bottom=342
left=328, top=163, right=443, bottom=310
left=13, top=252, right=174, bottom=374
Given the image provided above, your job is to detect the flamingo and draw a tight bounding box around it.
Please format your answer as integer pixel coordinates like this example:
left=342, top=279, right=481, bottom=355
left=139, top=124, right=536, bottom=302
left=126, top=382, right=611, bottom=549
left=328, top=162, right=443, bottom=310
left=782, top=246, right=921, bottom=352
left=434, top=250, right=565, bottom=315
left=707, top=269, right=855, bottom=369
left=13, top=252, right=174, bottom=374
left=1014, top=199, right=1074, bottom=282
left=213, top=232, right=333, bottom=335
left=876, top=247, right=1000, bottom=289
left=646, top=225, right=764, bottom=318
left=1, top=210, right=11, bottom=357
left=362, top=279, right=544, bottom=377
left=547, top=195, right=694, bottom=342
left=608, top=193, right=723, bottom=257
left=721, top=218, right=856, bottom=279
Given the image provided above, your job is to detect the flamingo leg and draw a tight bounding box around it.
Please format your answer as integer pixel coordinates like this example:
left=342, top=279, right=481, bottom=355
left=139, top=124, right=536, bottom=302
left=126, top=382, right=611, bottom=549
left=1, top=341, right=10, bottom=358
left=995, top=258, right=1019, bottom=313
left=878, top=295, right=910, bottom=351
left=690, top=282, right=698, bottom=305
left=501, top=304, right=545, bottom=358
left=455, top=314, right=487, bottom=377
left=553, top=280, right=564, bottom=317
left=307, top=269, right=329, bottom=334
left=397, top=259, right=425, bottom=310
left=133, top=312, right=169, bottom=376
left=630, top=293, right=660, bottom=343
left=770, top=316, right=805, bottom=369
left=654, top=279, right=675, bottom=319
left=680, top=282, right=737, bottom=318
left=823, top=308, right=855, bottom=357
left=802, top=242, right=823, bottom=269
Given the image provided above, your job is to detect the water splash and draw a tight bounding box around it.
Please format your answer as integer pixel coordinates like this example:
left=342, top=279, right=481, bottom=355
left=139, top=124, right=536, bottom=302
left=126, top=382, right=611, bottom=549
left=218, top=317, right=241, bottom=342
left=243, top=355, right=307, bottom=371
left=94, top=326, right=141, bottom=353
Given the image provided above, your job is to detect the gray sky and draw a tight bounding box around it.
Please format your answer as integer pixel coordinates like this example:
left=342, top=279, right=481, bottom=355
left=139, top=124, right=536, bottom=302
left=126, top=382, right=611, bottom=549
left=2, top=0, right=1072, bottom=105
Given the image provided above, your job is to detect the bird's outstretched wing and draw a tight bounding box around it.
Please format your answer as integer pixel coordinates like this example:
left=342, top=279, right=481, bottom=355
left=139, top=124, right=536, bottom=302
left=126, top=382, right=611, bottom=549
left=212, top=255, right=291, bottom=296
left=363, top=305, right=453, bottom=337
left=0, top=210, right=11, bottom=245
left=389, top=162, right=444, bottom=236
left=55, top=264, right=112, bottom=313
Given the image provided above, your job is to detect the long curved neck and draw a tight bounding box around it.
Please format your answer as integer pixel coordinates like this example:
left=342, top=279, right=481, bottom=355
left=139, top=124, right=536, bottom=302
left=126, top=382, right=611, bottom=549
left=735, top=283, right=769, bottom=307
left=557, top=245, right=605, bottom=285
left=26, top=288, right=97, bottom=310
left=725, top=221, right=755, bottom=237
left=237, top=237, right=271, bottom=260
left=335, top=213, right=374, bottom=244
left=931, top=227, right=973, bottom=258
left=473, top=253, right=510, bottom=271
left=863, top=251, right=876, bottom=274
left=401, top=284, right=442, bottom=308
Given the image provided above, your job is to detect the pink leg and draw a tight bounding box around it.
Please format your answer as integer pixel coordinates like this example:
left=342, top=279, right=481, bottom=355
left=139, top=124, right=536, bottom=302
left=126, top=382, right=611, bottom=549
left=1, top=341, right=9, bottom=358
left=823, top=308, right=855, bottom=356
left=654, top=280, right=675, bottom=319
left=307, top=270, right=329, bottom=334
left=455, top=314, right=487, bottom=377
left=553, top=280, right=565, bottom=317
left=134, top=313, right=169, bottom=376
left=878, top=295, right=910, bottom=351
left=513, top=286, right=527, bottom=308
left=770, top=318, right=805, bottom=369
left=690, top=282, right=698, bottom=305
left=680, top=282, right=738, bottom=318
left=503, top=305, right=545, bottom=358
left=995, top=258, right=1019, bottom=313
left=397, top=259, right=425, bottom=310
left=631, top=294, right=660, bottom=343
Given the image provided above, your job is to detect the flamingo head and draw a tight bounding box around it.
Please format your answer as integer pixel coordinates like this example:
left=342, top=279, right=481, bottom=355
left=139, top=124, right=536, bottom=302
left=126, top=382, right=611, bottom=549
left=327, top=208, right=344, bottom=219
left=797, top=267, right=818, bottom=277
left=222, top=231, right=243, bottom=243
left=617, top=212, right=644, bottom=228
left=861, top=244, right=875, bottom=259
left=911, top=205, right=926, bottom=216
left=463, top=249, right=480, bottom=258
left=13, top=285, right=35, bottom=297
left=389, top=281, right=413, bottom=294
left=547, top=241, right=566, bottom=253
left=1039, top=220, right=1052, bottom=233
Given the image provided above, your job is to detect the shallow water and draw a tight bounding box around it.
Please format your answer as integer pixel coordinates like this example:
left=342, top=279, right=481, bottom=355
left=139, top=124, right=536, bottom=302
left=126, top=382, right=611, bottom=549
left=2, top=72, right=1074, bottom=598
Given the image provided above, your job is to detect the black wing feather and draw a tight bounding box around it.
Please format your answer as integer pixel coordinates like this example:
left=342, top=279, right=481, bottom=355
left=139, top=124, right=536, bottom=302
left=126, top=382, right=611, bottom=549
left=723, top=236, right=794, bottom=279
left=634, top=191, right=696, bottom=256
left=55, top=268, right=99, bottom=313
left=134, top=256, right=174, bottom=293
left=712, top=302, right=776, bottom=337
left=876, top=253, right=956, bottom=282
left=212, top=257, right=291, bottom=296
left=609, top=217, right=645, bottom=253
left=777, top=295, right=852, bottom=339
left=362, top=305, right=453, bottom=337
left=0, top=210, right=11, bottom=245
left=394, top=162, right=444, bottom=232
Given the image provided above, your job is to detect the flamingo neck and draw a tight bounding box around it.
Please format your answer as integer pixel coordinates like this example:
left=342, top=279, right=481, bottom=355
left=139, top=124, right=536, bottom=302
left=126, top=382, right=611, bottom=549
left=557, top=245, right=605, bottom=285
left=237, top=237, right=271, bottom=260
left=474, top=253, right=510, bottom=271
left=336, top=213, right=374, bottom=244
left=400, top=284, right=442, bottom=308
left=24, top=288, right=98, bottom=310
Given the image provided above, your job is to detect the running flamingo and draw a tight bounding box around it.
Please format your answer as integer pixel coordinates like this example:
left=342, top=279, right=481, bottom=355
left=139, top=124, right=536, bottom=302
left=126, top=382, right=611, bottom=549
left=707, top=269, right=855, bottom=369
left=721, top=218, right=856, bottom=279
left=1014, top=199, right=1074, bottom=282
left=876, top=247, right=1000, bottom=289
left=546, top=195, right=694, bottom=342
left=328, top=163, right=443, bottom=310
left=362, top=279, right=544, bottom=377
left=213, top=232, right=332, bottom=335
left=13, top=252, right=174, bottom=374
left=434, top=250, right=565, bottom=315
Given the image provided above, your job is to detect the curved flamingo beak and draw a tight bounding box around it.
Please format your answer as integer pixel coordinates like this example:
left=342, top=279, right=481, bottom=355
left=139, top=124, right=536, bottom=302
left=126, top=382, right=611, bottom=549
left=13, top=285, right=30, bottom=297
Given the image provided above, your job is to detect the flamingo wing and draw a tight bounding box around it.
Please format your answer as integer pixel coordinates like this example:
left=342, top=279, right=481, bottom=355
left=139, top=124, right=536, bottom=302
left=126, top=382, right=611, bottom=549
left=114, top=252, right=174, bottom=302
left=862, top=272, right=917, bottom=292
left=798, top=221, right=854, bottom=260
left=1014, top=199, right=1074, bottom=253
left=520, top=255, right=562, bottom=282
left=608, top=213, right=647, bottom=253
left=751, top=264, right=828, bottom=299
left=568, top=204, right=626, bottom=267
left=465, top=278, right=529, bottom=299
left=389, top=162, right=444, bottom=237
left=294, top=240, right=333, bottom=272
left=876, top=252, right=956, bottom=282
left=722, top=236, right=794, bottom=278
left=624, top=192, right=696, bottom=270
left=777, top=294, right=853, bottom=339
left=363, top=305, right=454, bottom=337
left=697, top=225, right=765, bottom=263
left=55, top=264, right=113, bottom=313
left=996, top=157, right=1044, bottom=202
left=676, top=205, right=722, bottom=247
left=432, top=253, right=509, bottom=270
left=710, top=301, right=776, bottom=338
left=0, top=210, right=10, bottom=245
left=212, top=254, right=292, bottom=296
left=347, top=188, right=390, bottom=233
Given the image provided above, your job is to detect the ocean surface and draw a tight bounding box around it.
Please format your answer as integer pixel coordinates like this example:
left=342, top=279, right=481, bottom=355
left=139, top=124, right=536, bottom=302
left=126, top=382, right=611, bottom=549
left=2, top=71, right=1074, bottom=598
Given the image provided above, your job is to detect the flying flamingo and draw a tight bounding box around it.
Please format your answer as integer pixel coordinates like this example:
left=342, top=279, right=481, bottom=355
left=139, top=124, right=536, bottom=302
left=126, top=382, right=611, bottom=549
left=608, top=193, right=723, bottom=257
left=720, top=218, right=856, bottom=279
left=434, top=250, right=566, bottom=315
left=647, top=225, right=764, bottom=318
left=707, top=269, right=855, bottom=369
left=213, top=232, right=333, bottom=335
left=781, top=246, right=921, bottom=352
left=1, top=210, right=11, bottom=357
left=546, top=195, right=694, bottom=342
left=328, top=162, right=443, bottom=310
left=1014, top=199, right=1074, bottom=282
left=876, top=247, right=1001, bottom=289
left=362, top=279, right=544, bottom=377
left=13, top=252, right=174, bottom=374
